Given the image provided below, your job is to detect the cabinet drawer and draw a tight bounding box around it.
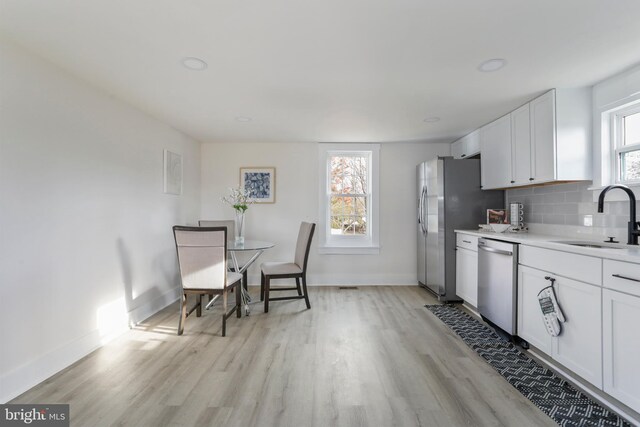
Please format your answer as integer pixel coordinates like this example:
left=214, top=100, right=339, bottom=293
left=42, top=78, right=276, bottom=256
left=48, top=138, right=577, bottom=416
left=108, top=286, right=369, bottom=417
left=456, top=234, right=478, bottom=251
left=603, top=260, right=640, bottom=297
left=519, top=245, right=602, bottom=285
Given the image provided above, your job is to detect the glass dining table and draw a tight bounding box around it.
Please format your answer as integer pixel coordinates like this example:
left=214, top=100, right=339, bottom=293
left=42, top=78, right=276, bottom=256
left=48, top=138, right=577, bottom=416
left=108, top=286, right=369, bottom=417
left=205, top=240, right=275, bottom=315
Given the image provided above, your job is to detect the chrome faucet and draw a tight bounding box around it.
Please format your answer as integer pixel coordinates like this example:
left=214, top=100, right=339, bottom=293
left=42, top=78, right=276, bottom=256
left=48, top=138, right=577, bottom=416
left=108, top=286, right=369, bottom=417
left=597, top=184, right=640, bottom=245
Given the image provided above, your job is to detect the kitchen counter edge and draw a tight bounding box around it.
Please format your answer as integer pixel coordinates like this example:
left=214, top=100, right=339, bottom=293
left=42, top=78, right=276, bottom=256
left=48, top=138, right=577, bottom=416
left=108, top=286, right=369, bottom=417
left=455, top=230, right=640, bottom=263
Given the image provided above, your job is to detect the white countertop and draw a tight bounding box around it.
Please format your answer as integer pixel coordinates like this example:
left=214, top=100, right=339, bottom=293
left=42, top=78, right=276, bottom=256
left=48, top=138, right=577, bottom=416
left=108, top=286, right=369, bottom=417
left=455, top=229, right=640, bottom=263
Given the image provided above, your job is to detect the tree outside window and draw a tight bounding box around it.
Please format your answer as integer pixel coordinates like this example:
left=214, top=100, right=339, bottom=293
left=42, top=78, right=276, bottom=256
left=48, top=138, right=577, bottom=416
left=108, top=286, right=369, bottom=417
left=329, top=155, right=369, bottom=236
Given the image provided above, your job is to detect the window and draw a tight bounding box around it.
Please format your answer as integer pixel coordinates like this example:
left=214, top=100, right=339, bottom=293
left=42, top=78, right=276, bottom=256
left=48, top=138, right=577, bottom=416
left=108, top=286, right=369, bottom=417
left=318, top=144, right=379, bottom=254
left=615, top=109, right=640, bottom=183
left=330, top=154, right=368, bottom=236
left=593, top=66, right=640, bottom=197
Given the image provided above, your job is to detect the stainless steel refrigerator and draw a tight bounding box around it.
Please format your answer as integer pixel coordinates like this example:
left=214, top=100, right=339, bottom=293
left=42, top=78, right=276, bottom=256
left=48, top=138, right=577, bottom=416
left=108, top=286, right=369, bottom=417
left=417, top=157, right=504, bottom=301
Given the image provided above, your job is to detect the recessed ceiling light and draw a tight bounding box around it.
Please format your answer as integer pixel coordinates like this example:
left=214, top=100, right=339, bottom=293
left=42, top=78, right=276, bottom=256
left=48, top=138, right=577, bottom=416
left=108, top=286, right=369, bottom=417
left=423, top=117, right=441, bottom=123
left=478, top=58, right=507, bottom=72
left=235, top=116, right=252, bottom=122
left=181, top=57, right=208, bottom=71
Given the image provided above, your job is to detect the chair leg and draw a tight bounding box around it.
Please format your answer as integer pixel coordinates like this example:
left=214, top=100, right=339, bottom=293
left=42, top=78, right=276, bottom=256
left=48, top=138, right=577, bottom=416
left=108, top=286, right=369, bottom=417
left=196, top=294, right=202, bottom=317
left=178, top=293, right=187, bottom=335
left=222, top=290, right=228, bottom=337
left=301, top=275, right=311, bottom=309
left=296, top=277, right=302, bottom=296
left=236, top=282, right=242, bottom=318
left=243, top=271, right=248, bottom=292
left=260, top=271, right=265, bottom=301
left=264, top=276, right=270, bottom=313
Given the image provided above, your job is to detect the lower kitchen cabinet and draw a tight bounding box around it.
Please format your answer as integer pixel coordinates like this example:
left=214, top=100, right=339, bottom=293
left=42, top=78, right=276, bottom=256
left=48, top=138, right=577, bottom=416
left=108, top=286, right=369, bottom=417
left=455, top=247, right=478, bottom=306
left=518, top=265, right=602, bottom=387
left=552, top=276, right=602, bottom=387
left=603, top=289, right=640, bottom=413
left=518, top=266, right=553, bottom=354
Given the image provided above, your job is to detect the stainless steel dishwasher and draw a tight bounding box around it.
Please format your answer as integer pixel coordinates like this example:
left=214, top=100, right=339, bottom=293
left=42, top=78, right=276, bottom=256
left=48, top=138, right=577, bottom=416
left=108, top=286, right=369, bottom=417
left=477, top=238, right=519, bottom=335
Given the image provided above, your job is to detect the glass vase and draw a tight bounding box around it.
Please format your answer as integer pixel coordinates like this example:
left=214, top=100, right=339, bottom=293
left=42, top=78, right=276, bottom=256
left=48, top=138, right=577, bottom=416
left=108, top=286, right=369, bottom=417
left=234, top=210, right=245, bottom=244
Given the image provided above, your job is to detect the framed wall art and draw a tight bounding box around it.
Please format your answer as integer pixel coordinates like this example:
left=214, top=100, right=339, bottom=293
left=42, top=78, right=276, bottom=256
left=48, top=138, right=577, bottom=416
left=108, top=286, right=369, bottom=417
left=240, top=167, right=276, bottom=203
left=164, top=150, right=182, bottom=195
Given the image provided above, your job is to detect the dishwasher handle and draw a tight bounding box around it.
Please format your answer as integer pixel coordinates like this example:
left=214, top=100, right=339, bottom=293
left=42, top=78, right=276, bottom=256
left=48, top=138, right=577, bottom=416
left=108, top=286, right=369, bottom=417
left=478, top=245, right=513, bottom=256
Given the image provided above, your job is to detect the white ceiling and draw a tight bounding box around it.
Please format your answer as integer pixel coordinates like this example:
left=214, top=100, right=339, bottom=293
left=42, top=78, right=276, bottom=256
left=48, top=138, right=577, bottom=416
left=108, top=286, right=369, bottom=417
left=2, top=0, right=640, bottom=144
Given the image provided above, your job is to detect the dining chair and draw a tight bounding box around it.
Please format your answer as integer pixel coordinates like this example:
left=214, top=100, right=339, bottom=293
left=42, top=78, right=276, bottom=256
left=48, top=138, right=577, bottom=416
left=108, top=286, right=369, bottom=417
left=260, top=222, right=315, bottom=313
left=173, top=226, right=242, bottom=336
left=198, top=219, right=247, bottom=289
left=198, top=220, right=234, bottom=240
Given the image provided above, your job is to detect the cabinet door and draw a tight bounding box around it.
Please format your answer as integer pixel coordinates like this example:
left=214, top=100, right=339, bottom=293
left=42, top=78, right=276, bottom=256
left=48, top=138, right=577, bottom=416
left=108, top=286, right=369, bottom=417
left=451, top=139, right=465, bottom=159
left=466, top=130, right=481, bottom=157
left=452, top=132, right=481, bottom=159
left=511, top=104, right=532, bottom=185
left=455, top=247, right=478, bottom=307
left=480, top=115, right=512, bottom=189
left=603, top=289, right=640, bottom=413
left=552, top=277, right=602, bottom=387
left=530, top=90, right=556, bottom=183
left=517, top=266, right=552, bottom=355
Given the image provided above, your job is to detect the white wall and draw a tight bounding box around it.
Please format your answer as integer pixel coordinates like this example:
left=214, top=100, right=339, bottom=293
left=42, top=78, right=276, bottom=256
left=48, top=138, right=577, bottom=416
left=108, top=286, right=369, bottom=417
left=201, top=142, right=451, bottom=285
left=0, top=38, right=201, bottom=402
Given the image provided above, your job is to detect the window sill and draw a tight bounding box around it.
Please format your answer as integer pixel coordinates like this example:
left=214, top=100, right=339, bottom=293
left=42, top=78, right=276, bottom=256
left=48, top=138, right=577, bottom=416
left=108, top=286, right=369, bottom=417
left=317, top=245, right=380, bottom=255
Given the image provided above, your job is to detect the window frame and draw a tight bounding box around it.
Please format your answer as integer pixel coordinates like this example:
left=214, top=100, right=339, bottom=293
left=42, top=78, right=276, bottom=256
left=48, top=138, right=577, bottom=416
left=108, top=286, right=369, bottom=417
left=318, top=143, right=380, bottom=255
left=613, top=106, right=640, bottom=184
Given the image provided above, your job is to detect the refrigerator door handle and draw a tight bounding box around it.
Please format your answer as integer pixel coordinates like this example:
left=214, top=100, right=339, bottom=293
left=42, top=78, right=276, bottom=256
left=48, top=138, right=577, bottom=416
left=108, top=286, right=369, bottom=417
left=418, top=187, right=423, bottom=226
left=422, top=186, right=428, bottom=233
left=419, top=186, right=427, bottom=233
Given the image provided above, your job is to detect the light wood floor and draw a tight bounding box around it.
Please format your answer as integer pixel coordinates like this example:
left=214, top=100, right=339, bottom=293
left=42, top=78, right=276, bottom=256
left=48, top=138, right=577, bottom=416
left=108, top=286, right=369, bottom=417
left=13, top=286, right=555, bottom=427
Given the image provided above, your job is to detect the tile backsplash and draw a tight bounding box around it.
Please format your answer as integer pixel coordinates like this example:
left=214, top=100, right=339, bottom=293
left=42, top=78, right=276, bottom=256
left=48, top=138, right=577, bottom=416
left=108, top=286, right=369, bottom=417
left=505, top=182, right=638, bottom=241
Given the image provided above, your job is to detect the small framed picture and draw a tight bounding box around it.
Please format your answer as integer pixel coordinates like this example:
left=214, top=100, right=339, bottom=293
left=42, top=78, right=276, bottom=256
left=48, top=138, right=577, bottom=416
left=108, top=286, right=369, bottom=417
left=164, top=150, right=182, bottom=195
left=240, top=167, right=276, bottom=203
left=487, top=208, right=509, bottom=224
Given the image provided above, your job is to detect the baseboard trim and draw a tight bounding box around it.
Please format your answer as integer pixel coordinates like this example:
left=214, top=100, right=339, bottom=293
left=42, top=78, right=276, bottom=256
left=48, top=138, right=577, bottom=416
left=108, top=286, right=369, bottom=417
left=128, top=286, right=181, bottom=326
left=0, top=329, right=102, bottom=404
left=0, top=287, right=181, bottom=404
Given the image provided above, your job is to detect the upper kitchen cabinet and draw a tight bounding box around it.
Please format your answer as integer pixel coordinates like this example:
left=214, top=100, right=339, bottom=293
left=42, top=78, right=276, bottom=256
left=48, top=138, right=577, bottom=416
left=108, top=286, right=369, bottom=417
left=480, top=88, right=592, bottom=190
left=451, top=129, right=480, bottom=159
left=479, top=115, right=512, bottom=189
left=511, top=103, right=532, bottom=185
left=529, top=90, right=556, bottom=183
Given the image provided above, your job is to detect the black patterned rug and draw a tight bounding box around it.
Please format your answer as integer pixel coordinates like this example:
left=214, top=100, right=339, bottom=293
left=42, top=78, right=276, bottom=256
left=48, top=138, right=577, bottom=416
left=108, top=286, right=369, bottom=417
left=425, top=304, right=632, bottom=427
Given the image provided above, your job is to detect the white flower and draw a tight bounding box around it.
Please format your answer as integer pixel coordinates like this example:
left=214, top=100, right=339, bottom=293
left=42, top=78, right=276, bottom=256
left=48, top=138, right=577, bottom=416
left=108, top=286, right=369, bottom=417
left=221, top=187, right=253, bottom=212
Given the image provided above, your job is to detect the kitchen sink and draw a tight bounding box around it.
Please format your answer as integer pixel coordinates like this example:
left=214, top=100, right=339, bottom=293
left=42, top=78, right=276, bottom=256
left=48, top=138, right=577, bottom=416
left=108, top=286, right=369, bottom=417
left=553, top=240, right=625, bottom=249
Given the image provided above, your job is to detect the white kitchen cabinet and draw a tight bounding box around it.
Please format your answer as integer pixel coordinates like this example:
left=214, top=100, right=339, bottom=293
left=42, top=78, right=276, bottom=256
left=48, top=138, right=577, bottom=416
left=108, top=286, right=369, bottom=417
left=602, top=259, right=640, bottom=413
left=518, top=265, right=553, bottom=355
left=455, top=233, right=478, bottom=306
left=479, top=88, right=592, bottom=189
left=519, top=245, right=601, bottom=286
left=456, top=246, right=478, bottom=307
left=529, top=90, right=556, bottom=183
left=552, top=276, right=602, bottom=387
left=480, top=115, right=512, bottom=190
left=603, top=289, right=640, bottom=413
left=518, top=265, right=603, bottom=386
left=451, top=130, right=480, bottom=159
left=511, top=103, right=531, bottom=185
